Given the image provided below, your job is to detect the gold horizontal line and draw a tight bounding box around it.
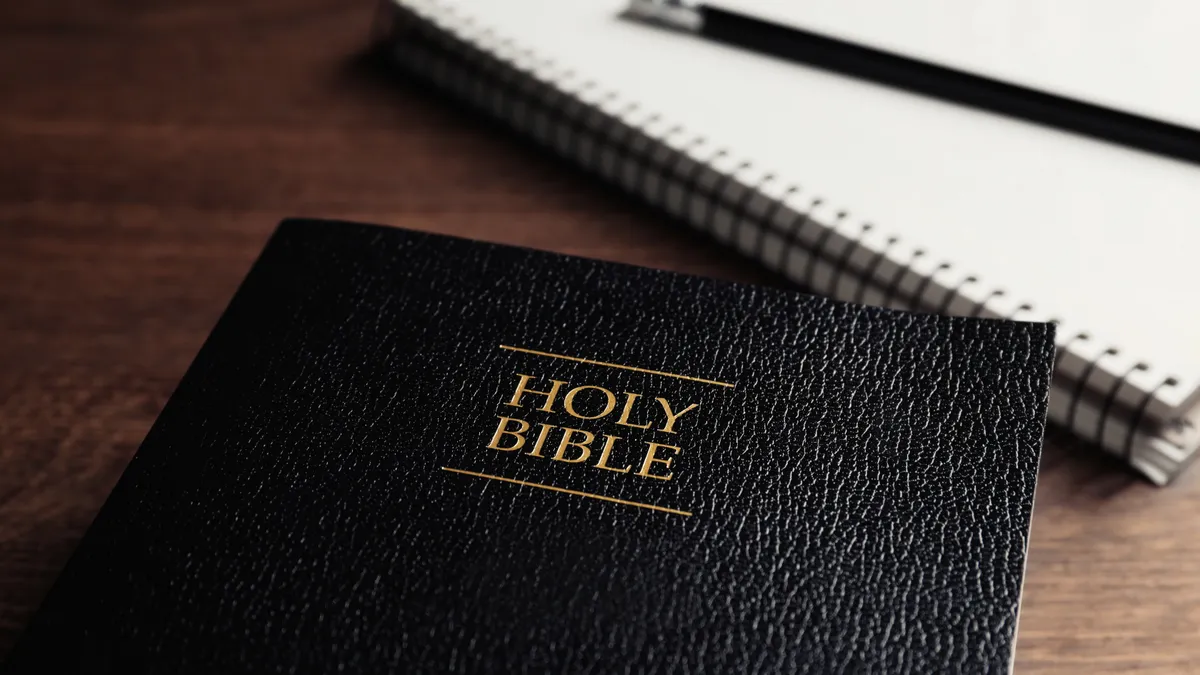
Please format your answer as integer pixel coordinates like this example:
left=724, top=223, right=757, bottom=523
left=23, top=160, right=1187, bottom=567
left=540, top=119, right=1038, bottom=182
left=498, top=344, right=734, bottom=388
left=441, top=467, right=693, bottom=517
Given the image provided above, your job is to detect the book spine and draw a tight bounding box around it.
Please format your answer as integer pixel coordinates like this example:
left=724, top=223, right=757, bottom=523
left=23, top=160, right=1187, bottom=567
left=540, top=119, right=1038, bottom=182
left=374, top=0, right=1199, bottom=484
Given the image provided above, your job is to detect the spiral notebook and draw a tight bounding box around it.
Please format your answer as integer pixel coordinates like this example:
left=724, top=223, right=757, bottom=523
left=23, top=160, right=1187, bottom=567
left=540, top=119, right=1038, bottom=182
left=373, top=0, right=1200, bottom=484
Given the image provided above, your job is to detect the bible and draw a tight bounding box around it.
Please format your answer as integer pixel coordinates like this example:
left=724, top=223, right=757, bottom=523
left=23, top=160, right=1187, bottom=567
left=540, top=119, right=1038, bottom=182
left=4, top=219, right=1055, bottom=673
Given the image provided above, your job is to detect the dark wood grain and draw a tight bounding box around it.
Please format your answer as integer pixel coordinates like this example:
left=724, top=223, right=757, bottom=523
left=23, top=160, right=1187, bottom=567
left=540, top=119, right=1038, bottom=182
left=1, top=2, right=1197, bottom=671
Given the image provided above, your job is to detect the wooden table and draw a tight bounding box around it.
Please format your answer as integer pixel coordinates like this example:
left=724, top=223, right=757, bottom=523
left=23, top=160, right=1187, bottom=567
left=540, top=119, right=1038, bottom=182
left=2, top=2, right=1197, bottom=671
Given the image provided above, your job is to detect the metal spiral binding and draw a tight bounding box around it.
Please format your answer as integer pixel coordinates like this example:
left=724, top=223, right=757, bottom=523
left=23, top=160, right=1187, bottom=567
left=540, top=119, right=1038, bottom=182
left=680, top=148, right=722, bottom=224
left=878, top=249, right=921, bottom=310
left=827, top=222, right=870, bottom=303
left=651, top=127, right=683, bottom=212
left=380, top=0, right=1196, bottom=483
left=1098, top=362, right=1149, bottom=447
left=1065, top=335, right=1106, bottom=435
left=625, top=113, right=662, bottom=196
left=780, top=200, right=819, bottom=290
left=937, top=275, right=977, bottom=316
left=968, top=289, right=1004, bottom=318
left=752, top=186, right=797, bottom=268
left=910, top=262, right=952, bottom=313
left=704, top=161, right=750, bottom=238
left=604, top=103, right=642, bottom=185
left=729, top=172, right=774, bottom=250
left=1126, top=376, right=1177, bottom=461
left=853, top=233, right=894, bottom=306
left=799, top=206, right=837, bottom=292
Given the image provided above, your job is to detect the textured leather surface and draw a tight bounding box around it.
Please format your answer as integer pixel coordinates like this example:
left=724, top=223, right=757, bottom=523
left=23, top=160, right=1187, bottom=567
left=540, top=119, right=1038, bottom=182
left=2, top=219, right=1055, bottom=674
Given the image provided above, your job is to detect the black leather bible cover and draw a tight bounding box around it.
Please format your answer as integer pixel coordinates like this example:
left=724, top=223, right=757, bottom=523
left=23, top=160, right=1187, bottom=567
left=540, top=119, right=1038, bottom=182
left=3, top=219, right=1055, bottom=674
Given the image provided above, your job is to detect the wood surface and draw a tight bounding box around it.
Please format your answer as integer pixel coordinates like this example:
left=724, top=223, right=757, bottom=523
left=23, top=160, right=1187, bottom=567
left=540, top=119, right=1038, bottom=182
left=1, top=1, right=1197, bottom=671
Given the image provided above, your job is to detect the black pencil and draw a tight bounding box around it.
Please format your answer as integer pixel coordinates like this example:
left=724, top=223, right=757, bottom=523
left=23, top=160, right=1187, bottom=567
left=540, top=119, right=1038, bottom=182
left=624, top=0, right=1200, bottom=166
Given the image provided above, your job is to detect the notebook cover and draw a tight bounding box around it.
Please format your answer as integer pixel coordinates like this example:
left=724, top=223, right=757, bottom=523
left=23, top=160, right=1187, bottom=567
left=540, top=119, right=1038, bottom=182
left=2, top=219, right=1055, bottom=674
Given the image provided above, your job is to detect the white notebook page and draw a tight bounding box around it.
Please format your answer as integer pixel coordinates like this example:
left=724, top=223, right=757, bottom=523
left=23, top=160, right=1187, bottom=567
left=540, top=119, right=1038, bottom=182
left=455, top=0, right=1200, bottom=417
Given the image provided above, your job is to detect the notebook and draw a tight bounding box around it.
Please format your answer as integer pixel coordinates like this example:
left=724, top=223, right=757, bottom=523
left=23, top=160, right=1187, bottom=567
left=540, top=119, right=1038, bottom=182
left=374, top=0, right=1200, bottom=484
